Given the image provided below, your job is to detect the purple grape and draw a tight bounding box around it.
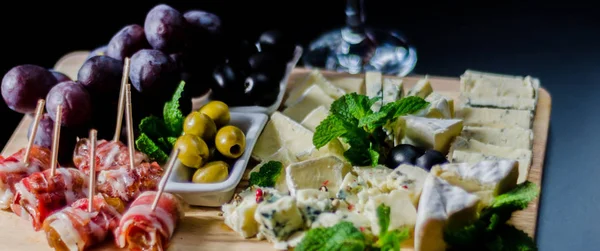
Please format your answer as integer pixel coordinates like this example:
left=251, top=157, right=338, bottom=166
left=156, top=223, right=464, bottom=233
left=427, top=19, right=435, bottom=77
left=1, top=65, right=58, bottom=114
left=87, top=45, right=108, bottom=60
left=77, top=55, right=123, bottom=100
left=129, top=49, right=178, bottom=95
left=144, top=4, right=186, bottom=53
left=107, top=24, right=150, bottom=61
left=49, top=70, right=71, bottom=83
left=46, top=81, right=92, bottom=127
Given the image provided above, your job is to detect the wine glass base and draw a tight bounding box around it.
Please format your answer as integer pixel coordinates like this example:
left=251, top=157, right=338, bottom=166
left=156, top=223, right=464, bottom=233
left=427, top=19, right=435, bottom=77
left=303, top=27, right=417, bottom=76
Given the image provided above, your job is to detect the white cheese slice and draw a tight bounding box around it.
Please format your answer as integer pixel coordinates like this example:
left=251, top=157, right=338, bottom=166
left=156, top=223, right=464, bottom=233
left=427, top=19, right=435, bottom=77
left=450, top=137, right=532, bottom=183
left=414, top=175, right=480, bottom=251
left=253, top=112, right=345, bottom=162
left=407, top=77, right=433, bottom=98
left=285, top=70, right=346, bottom=107
left=300, top=105, right=328, bottom=132
left=463, top=93, right=536, bottom=111
left=461, top=126, right=533, bottom=149
left=283, top=84, right=335, bottom=122
left=384, top=164, right=429, bottom=207
left=456, top=106, right=533, bottom=129
left=460, top=70, right=536, bottom=98
left=286, top=155, right=351, bottom=198
left=330, top=77, right=365, bottom=94
left=295, top=189, right=333, bottom=227
left=254, top=196, right=305, bottom=244
left=426, top=92, right=455, bottom=118
left=399, top=116, right=463, bottom=154
left=365, top=71, right=383, bottom=111
left=382, top=78, right=404, bottom=104
left=431, top=160, right=519, bottom=205
left=363, top=189, right=417, bottom=236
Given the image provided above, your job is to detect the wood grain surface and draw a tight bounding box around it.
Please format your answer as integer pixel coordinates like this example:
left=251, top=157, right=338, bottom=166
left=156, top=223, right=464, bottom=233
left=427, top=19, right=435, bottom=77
left=0, top=52, right=551, bottom=250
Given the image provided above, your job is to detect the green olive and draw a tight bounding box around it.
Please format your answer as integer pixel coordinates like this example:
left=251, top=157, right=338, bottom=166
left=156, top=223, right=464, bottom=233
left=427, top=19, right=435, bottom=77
left=183, top=111, right=217, bottom=142
left=191, top=161, right=229, bottom=183
left=215, top=125, right=246, bottom=159
left=174, top=134, right=209, bottom=168
left=199, top=101, right=230, bottom=127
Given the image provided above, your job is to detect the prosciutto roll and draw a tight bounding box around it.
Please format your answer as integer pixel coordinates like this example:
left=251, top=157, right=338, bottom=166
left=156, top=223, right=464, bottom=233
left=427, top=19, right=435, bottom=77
left=12, top=167, right=88, bottom=230
left=42, top=194, right=123, bottom=251
left=97, top=162, right=163, bottom=203
left=0, top=146, right=52, bottom=209
left=114, top=191, right=185, bottom=251
left=73, top=139, right=148, bottom=174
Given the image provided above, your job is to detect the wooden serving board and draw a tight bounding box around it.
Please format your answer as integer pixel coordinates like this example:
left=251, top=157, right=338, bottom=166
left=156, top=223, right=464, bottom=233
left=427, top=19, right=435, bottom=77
left=0, top=52, right=551, bottom=250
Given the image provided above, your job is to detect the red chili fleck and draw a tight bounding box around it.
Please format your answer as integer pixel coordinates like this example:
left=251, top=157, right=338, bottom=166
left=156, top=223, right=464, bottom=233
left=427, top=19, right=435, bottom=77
left=359, top=227, right=365, bottom=232
left=402, top=185, right=408, bottom=189
left=255, top=189, right=264, bottom=203
left=322, top=180, right=330, bottom=187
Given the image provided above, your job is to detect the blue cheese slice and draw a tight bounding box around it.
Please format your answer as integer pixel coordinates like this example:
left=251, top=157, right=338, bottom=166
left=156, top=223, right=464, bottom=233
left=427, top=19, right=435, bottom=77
left=365, top=71, right=383, bottom=111
left=460, top=70, right=536, bottom=98
left=414, top=175, right=480, bottom=251
left=283, top=85, right=335, bottom=122
left=384, top=164, right=429, bottom=206
left=450, top=137, right=532, bottom=183
left=330, top=77, right=365, bottom=94
left=463, top=94, right=536, bottom=111
left=352, top=166, right=393, bottom=192
left=363, top=189, right=417, bottom=236
left=285, top=69, right=346, bottom=107
left=407, top=77, right=433, bottom=98
left=299, top=105, right=328, bottom=132
left=286, top=155, right=351, bottom=198
left=295, top=189, right=333, bottom=227
left=335, top=172, right=366, bottom=206
left=456, top=106, right=532, bottom=129
left=400, top=116, right=463, bottom=154
left=461, top=126, right=533, bottom=149
left=431, top=160, right=519, bottom=206
left=254, top=196, right=305, bottom=244
left=382, top=78, right=404, bottom=103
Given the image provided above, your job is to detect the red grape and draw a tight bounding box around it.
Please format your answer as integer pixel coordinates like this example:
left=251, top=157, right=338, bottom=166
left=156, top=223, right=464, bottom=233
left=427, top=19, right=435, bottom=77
left=144, top=4, right=186, bottom=53
left=1, top=65, right=57, bottom=114
left=46, top=81, right=92, bottom=127
left=129, top=49, right=178, bottom=95
left=107, top=24, right=150, bottom=61
left=77, top=55, right=123, bottom=101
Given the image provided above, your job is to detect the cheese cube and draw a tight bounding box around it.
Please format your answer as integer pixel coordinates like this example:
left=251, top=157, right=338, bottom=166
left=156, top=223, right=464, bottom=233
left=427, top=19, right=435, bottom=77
left=461, top=126, right=533, bottom=149
left=426, top=92, right=455, bottom=117
left=363, top=189, right=417, bottom=236
left=463, top=93, right=536, bottom=111
left=254, top=196, right=305, bottom=243
left=456, top=106, right=532, bottom=129
left=286, top=155, right=351, bottom=197
left=365, top=71, right=383, bottom=111
left=414, top=175, right=480, bottom=251
left=300, top=105, right=329, bottom=132
left=400, top=116, right=463, bottom=154
left=283, top=85, right=335, bottom=122
left=330, top=77, right=365, bottom=94
left=382, top=78, right=404, bottom=104
left=431, top=160, right=519, bottom=205
left=295, top=189, right=333, bottom=227
left=407, top=77, right=433, bottom=98
left=285, top=69, right=346, bottom=107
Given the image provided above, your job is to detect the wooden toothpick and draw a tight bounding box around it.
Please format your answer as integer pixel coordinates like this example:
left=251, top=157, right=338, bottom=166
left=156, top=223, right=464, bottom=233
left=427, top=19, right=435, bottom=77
left=88, top=129, right=97, bottom=212
left=49, top=105, right=62, bottom=177
left=113, top=57, right=131, bottom=143
left=125, top=84, right=135, bottom=170
left=151, top=147, right=180, bottom=211
left=23, top=99, right=46, bottom=165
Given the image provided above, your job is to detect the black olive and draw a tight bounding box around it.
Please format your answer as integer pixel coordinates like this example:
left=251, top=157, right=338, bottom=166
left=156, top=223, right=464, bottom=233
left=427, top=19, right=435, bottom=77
left=385, top=144, right=425, bottom=169
left=257, top=30, right=295, bottom=59
left=244, top=72, right=280, bottom=106
left=415, top=149, right=448, bottom=171
left=211, top=63, right=246, bottom=103
left=248, top=51, right=287, bottom=73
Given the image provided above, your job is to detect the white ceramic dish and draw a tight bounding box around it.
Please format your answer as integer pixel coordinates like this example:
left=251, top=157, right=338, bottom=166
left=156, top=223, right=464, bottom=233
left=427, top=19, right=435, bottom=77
left=165, top=112, right=268, bottom=207
left=192, top=45, right=303, bottom=114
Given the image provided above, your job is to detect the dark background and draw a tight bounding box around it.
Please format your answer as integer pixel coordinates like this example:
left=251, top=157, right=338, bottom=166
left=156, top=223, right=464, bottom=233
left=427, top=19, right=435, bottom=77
left=2, top=1, right=599, bottom=250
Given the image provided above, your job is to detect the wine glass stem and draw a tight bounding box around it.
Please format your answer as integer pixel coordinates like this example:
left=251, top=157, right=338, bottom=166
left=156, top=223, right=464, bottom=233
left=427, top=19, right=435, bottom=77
left=346, top=0, right=365, bottom=33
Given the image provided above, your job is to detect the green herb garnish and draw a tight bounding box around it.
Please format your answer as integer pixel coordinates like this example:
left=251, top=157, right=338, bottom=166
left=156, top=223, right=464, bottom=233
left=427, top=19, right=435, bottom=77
left=445, top=181, right=540, bottom=251
left=313, top=93, right=428, bottom=166
left=248, top=161, right=283, bottom=187
left=163, top=80, right=186, bottom=136
left=134, top=133, right=169, bottom=163
left=374, top=204, right=411, bottom=251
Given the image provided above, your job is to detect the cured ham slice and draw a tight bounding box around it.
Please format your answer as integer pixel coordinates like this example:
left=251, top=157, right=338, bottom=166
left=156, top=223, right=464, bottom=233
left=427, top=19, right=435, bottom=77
left=97, top=162, right=164, bottom=203
left=12, top=167, right=88, bottom=230
left=0, top=146, right=52, bottom=209
left=114, top=191, right=185, bottom=251
left=73, top=139, right=148, bottom=174
left=42, top=194, right=124, bottom=251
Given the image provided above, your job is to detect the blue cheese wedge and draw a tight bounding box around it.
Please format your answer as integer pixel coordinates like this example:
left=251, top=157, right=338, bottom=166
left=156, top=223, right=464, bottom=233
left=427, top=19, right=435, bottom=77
left=330, top=77, right=365, bottom=94
left=223, top=187, right=285, bottom=238
left=460, top=70, right=536, bottom=98
left=283, top=85, right=335, bottom=122
left=382, top=78, right=404, bottom=103
left=431, top=160, right=519, bottom=206
left=384, top=164, right=429, bottom=206
left=352, top=166, right=393, bottom=191
left=286, top=155, right=351, bottom=198
left=414, top=175, right=480, bottom=251
left=295, top=189, right=333, bottom=227
left=407, top=77, right=433, bottom=98
left=299, top=105, right=328, bottom=132
left=254, top=195, right=305, bottom=244
left=400, top=116, right=463, bottom=154
left=426, top=92, right=455, bottom=117
left=450, top=137, right=532, bottom=183
left=335, top=172, right=366, bottom=206
left=285, top=69, right=346, bottom=107
left=365, top=71, right=383, bottom=111
left=463, top=94, right=536, bottom=111
left=461, top=126, right=533, bottom=149
left=363, top=189, right=417, bottom=236
left=456, top=106, right=533, bottom=129
left=252, top=112, right=345, bottom=162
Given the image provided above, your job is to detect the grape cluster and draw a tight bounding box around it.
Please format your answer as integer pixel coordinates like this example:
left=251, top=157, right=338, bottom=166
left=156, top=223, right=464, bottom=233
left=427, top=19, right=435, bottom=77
left=1, top=3, right=297, bottom=165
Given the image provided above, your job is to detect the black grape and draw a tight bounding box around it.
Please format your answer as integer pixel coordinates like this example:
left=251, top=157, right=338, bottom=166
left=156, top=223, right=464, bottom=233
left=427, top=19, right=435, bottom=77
left=1, top=65, right=58, bottom=114
left=107, top=24, right=150, bottom=61
left=46, top=81, right=92, bottom=127
left=144, top=4, right=186, bottom=53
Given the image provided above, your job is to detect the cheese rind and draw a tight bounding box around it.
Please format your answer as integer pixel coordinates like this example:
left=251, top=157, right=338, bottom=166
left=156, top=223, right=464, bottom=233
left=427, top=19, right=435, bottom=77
left=456, top=106, right=532, bottom=129
left=286, top=155, right=351, bottom=197
left=400, top=116, right=463, bottom=154
left=283, top=85, right=335, bottom=122
left=461, top=126, right=533, bottom=149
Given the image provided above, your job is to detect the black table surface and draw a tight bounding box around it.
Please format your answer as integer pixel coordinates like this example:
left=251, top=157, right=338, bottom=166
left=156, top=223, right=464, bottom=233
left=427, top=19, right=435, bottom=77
left=1, top=1, right=598, bottom=250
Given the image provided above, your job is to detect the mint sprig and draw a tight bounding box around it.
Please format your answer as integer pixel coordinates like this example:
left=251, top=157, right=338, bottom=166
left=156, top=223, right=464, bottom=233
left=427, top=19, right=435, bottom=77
left=313, top=93, right=428, bottom=166
left=249, top=161, right=283, bottom=188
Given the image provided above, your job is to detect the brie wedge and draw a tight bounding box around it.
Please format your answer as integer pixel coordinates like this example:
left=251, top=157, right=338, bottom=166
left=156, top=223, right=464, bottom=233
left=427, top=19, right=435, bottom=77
left=283, top=84, right=335, bottom=122
left=456, top=106, right=532, bottom=129
left=400, top=116, right=463, bottom=154
left=285, top=69, right=346, bottom=107
left=426, top=92, right=455, bottom=117
left=363, top=189, right=417, bottom=236
left=286, top=155, right=351, bottom=197
left=248, top=148, right=296, bottom=193
left=414, top=175, right=480, bottom=251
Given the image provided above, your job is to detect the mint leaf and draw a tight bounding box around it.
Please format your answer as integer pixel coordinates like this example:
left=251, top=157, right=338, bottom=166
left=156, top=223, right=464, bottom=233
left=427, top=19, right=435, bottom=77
left=295, top=222, right=366, bottom=251
left=391, top=96, right=430, bottom=118
left=135, top=133, right=168, bottom=163
left=490, top=181, right=539, bottom=211
left=494, top=225, right=537, bottom=251
left=343, top=146, right=372, bottom=166
left=166, top=136, right=177, bottom=145
left=377, top=204, right=391, bottom=235
left=359, top=96, right=429, bottom=130
left=138, top=115, right=168, bottom=139
left=368, top=147, right=380, bottom=166
left=314, top=115, right=350, bottom=149
left=163, top=81, right=186, bottom=137
left=249, top=161, right=283, bottom=187
left=376, top=228, right=410, bottom=251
